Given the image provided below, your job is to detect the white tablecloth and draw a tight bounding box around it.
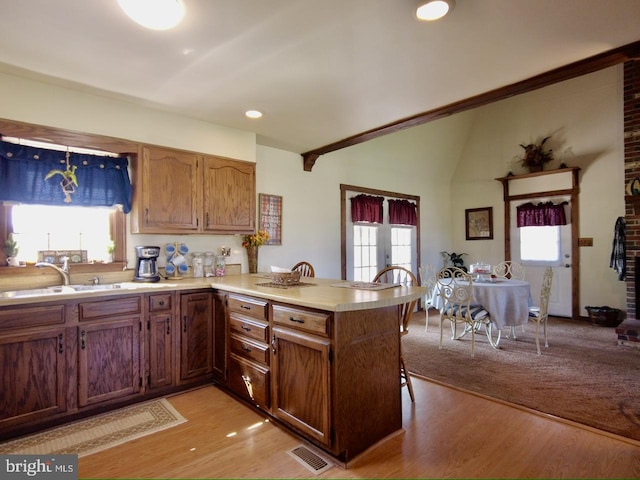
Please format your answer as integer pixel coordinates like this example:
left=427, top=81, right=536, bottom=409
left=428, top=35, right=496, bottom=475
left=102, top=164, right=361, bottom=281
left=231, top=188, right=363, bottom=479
left=432, top=278, right=532, bottom=328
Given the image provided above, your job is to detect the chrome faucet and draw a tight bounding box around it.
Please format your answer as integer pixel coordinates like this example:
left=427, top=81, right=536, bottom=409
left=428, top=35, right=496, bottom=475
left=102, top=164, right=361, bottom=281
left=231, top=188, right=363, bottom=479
left=35, top=257, right=71, bottom=286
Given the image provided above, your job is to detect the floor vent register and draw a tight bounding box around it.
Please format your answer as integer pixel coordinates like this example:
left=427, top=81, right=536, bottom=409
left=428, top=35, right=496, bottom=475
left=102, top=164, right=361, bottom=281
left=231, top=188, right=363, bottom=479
left=287, top=445, right=333, bottom=475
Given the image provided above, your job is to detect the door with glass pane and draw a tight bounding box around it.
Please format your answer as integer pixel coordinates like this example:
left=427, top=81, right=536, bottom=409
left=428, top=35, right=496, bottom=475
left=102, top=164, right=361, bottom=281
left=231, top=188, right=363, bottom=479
left=511, top=197, right=572, bottom=317
left=349, top=224, right=417, bottom=283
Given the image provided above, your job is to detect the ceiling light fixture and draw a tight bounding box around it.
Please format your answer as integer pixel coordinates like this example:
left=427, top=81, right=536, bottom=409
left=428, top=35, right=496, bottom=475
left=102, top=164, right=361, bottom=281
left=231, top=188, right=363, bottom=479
left=117, top=0, right=185, bottom=30
left=416, top=0, right=455, bottom=21
left=245, top=110, right=263, bottom=119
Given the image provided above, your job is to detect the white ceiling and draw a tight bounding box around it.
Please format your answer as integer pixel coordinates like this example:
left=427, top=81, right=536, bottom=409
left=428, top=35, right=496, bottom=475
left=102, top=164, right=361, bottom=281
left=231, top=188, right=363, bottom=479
left=1, top=0, right=639, bottom=154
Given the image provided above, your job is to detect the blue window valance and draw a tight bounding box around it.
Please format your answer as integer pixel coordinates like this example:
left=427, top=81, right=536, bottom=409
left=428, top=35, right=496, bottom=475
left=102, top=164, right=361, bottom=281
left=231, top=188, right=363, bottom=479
left=0, top=140, right=132, bottom=213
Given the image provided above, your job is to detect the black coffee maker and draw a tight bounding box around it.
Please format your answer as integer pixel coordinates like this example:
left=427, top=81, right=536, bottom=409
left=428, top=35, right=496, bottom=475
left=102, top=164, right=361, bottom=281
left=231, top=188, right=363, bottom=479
left=134, top=246, right=161, bottom=282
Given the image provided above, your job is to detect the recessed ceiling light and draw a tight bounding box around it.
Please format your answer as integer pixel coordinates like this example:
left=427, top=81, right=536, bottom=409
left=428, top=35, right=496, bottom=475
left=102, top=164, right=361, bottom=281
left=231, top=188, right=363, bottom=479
left=245, top=110, right=263, bottom=119
left=117, top=0, right=185, bottom=30
left=416, top=0, right=455, bottom=21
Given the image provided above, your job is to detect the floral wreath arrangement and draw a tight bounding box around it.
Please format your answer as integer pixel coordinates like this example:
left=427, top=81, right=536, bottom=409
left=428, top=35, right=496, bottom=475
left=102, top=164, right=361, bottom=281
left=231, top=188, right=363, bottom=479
left=518, top=136, right=554, bottom=172
left=242, top=230, right=270, bottom=248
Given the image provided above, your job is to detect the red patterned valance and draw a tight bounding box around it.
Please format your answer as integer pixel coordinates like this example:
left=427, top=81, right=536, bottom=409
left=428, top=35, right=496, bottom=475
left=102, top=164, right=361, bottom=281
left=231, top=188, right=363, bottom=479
left=351, top=194, right=384, bottom=224
left=388, top=199, right=417, bottom=226
left=517, top=201, right=568, bottom=227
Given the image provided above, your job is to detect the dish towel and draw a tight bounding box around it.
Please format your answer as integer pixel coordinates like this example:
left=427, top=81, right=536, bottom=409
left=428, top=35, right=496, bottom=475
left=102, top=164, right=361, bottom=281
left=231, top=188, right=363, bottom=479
left=609, top=216, right=626, bottom=281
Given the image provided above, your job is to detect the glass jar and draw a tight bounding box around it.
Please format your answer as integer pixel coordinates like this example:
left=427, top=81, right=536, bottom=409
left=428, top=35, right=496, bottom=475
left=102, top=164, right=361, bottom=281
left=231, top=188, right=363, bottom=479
left=191, top=252, right=204, bottom=278
left=203, top=252, right=215, bottom=277
left=214, top=255, right=226, bottom=276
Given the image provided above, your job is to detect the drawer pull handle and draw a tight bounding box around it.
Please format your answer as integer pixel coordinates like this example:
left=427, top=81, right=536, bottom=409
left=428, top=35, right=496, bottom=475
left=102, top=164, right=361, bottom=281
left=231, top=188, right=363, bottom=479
left=241, top=344, right=252, bottom=353
left=240, top=304, right=252, bottom=310
left=241, top=375, right=254, bottom=401
left=166, top=318, right=171, bottom=335
left=272, top=334, right=276, bottom=354
left=241, top=325, right=252, bottom=332
left=80, top=330, right=86, bottom=350
left=289, top=316, right=305, bottom=324
left=183, top=316, right=188, bottom=333
left=58, top=333, right=64, bottom=354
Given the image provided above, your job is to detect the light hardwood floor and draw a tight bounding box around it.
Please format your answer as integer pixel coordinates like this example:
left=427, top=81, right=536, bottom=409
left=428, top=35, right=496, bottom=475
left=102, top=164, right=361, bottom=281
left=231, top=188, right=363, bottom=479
left=78, top=378, right=640, bottom=479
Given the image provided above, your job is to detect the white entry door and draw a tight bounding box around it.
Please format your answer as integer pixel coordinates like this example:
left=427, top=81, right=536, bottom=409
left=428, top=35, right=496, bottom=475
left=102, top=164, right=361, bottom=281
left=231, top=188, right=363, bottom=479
left=511, top=197, right=572, bottom=317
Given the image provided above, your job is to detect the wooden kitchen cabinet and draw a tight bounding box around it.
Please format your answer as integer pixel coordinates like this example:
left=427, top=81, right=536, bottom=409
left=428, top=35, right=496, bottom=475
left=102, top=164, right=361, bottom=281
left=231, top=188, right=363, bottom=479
left=132, top=146, right=201, bottom=233
left=77, top=296, right=143, bottom=407
left=0, top=302, right=74, bottom=433
left=131, top=145, right=255, bottom=234
left=0, top=327, right=72, bottom=430
left=179, top=291, right=214, bottom=383
left=202, top=156, right=255, bottom=233
left=147, top=293, right=175, bottom=390
left=271, top=304, right=332, bottom=447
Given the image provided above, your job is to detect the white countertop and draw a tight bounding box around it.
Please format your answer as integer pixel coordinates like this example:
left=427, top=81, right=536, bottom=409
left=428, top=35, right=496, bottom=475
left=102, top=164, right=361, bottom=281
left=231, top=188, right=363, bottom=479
left=209, top=274, right=427, bottom=312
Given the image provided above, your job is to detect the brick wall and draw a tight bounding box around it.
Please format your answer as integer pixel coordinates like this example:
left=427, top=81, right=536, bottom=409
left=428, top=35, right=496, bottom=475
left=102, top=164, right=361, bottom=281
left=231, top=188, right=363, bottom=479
left=622, top=60, right=640, bottom=344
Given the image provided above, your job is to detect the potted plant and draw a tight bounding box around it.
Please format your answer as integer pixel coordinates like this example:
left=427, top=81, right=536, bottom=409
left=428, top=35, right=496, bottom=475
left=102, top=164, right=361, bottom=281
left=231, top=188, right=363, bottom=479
left=518, top=136, right=554, bottom=173
left=44, top=156, right=78, bottom=203
left=4, top=233, right=20, bottom=266
left=106, top=240, right=115, bottom=263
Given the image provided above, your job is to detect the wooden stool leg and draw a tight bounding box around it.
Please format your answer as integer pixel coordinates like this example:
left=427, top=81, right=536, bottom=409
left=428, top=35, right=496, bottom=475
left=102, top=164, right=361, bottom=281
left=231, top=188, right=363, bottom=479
left=400, top=354, right=415, bottom=402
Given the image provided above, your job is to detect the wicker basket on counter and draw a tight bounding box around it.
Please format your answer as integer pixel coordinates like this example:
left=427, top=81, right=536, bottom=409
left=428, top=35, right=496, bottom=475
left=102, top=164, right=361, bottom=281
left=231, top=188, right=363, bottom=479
left=271, top=271, right=301, bottom=286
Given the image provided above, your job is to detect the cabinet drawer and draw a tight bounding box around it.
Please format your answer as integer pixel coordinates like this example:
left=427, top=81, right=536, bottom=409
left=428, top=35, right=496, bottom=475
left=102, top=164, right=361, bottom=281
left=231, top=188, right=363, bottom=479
left=149, top=293, right=172, bottom=312
left=228, top=294, right=268, bottom=321
left=228, top=354, right=270, bottom=409
left=229, top=315, right=268, bottom=343
left=229, top=334, right=269, bottom=365
left=79, top=295, right=141, bottom=321
left=272, top=304, right=330, bottom=337
left=0, top=304, right=66, bottom=331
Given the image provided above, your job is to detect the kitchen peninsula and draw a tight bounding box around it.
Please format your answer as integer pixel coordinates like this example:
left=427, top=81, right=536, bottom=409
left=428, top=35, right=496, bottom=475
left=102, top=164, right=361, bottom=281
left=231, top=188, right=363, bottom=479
left=210, top=274, right=425, bottom=464
left=0, top=274, right=424, bottom=466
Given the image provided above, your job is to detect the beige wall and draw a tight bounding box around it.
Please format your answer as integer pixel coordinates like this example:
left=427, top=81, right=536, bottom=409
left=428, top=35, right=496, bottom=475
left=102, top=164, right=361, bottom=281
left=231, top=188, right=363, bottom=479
left=0, top=65, right=627, bottom=312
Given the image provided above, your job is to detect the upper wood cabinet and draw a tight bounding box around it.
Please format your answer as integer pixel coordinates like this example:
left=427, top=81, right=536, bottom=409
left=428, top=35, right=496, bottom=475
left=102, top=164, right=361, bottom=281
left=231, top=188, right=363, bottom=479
left=131, top=146, right=255, bottom=234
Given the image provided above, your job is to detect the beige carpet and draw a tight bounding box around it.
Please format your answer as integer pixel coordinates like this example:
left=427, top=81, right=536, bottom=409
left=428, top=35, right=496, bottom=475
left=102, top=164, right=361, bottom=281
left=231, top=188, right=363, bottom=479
left=0, top=398, right=186, bottom=457
left=404, top=312, right=640, bottom=441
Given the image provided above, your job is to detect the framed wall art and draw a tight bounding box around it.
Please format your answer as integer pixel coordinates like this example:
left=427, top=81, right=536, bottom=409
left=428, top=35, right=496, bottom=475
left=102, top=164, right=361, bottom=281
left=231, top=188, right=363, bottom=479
left=465, top=207, right=493, bottom=240
left=259, top=193, right=282, bottom=245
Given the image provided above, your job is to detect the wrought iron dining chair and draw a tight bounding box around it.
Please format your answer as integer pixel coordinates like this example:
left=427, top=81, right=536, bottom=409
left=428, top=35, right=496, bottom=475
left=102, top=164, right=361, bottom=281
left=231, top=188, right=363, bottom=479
left=373, top=266, right=417, bottom=402
left=493, top=261, right=526, bottom=280
left=436, top=267, right=499, bottom=357
left=418, top=264, right=438, bottom=331
left=291, top=261, right=315, bottom=277
left=528, top=266, right=553, bottom=355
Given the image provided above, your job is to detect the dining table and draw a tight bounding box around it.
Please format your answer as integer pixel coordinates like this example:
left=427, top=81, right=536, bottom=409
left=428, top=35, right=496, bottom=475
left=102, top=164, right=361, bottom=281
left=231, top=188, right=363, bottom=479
left=431, top=277, right=533, bottom=329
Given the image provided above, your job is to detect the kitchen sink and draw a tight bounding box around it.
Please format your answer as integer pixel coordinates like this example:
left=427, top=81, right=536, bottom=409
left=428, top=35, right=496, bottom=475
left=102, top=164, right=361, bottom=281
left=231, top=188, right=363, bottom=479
left=0, top=282, right=178, bottom=299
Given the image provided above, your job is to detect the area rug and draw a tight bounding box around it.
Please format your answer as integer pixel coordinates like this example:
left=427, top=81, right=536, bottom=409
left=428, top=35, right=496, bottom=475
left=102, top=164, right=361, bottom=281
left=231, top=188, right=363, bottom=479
left=0, top=398, right=186, bottom=457
left=404, top=313, right=640, bottom=441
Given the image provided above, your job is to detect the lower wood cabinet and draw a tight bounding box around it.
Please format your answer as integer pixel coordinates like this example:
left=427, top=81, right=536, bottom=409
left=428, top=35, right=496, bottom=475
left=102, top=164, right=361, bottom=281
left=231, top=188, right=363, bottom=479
left=147, top=293, right=174, bottom=390
left=271, top=325, right=331, bottom=447
left=0, top=326, right=72, bottom=430
left=179, top=291, right=214, bottom=383
left=77, top=296, right=143, bottom=407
